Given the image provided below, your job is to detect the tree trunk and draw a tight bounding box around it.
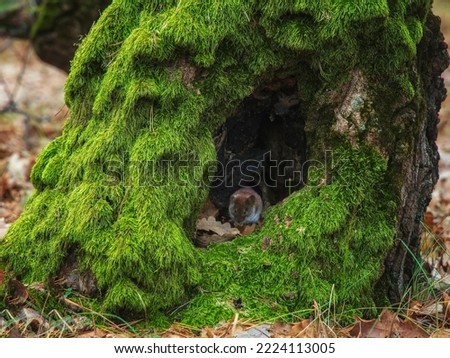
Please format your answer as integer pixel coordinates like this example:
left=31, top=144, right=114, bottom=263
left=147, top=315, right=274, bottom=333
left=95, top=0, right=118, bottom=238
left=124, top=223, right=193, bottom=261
left=378, top=13, right=448, bottom=303
left=0, top=0, right=35, bottom=38
left=31, top=0, right=110, bottom=72
left=0, top=1, right=448, bottom=324
left=0, top=0, right=109, bottom=71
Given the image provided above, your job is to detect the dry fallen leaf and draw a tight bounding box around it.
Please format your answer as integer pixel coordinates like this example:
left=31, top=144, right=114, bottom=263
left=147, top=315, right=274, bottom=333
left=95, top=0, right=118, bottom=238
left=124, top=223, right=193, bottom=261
left=239, top=223, right=257, bottom=236
left=198, top=198, right=219, bottom=220
left=195, top=216, right=240, bottom=247
left=423, top=210, right=434, bottom=229
left=289, top=319, right=317, bottom=338
left=270, top=320, right=292, bottom=337
left=201, top=327, right=216, bottom=338
left=443, top=292, right=450, bottom=325
left=442, top=239, right=450, bottom=270
left=77, top=328, right=109, bottom=338
left=407, top=299, right=443, bottom=317
left=196, top=216, right=239, bottom=237
left=16, top=307, right=50, bottom=334
left=194, top=233, right=235, bottom=248
left=347, top=316, right=390, bottom=338
left=7, top=326, right=23, bottom=338
left=9, top=278, right=29, bottom=305
left=347, top=310, right=428, bottom=338
left=430, top=329, right=450, bottom=338
left=394, top=317, right=429, bottom=338
left=161, top=323, right=196, bottom=338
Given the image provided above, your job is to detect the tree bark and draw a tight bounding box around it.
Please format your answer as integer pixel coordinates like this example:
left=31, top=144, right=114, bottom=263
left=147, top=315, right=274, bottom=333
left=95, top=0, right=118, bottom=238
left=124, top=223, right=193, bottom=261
left=31, top=0, right=110, bottom=71
left=0, top=0, right=110, bottom=71
left=379, top=14, right=449, bottom=302
left=0, top=0, right=35, bottom=38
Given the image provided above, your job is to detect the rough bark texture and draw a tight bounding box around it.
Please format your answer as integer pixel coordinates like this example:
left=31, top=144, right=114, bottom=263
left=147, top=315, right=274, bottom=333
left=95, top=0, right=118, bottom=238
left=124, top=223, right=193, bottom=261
left=380, top=14, right=449, bottom=302
left=0, top=1, right=448, bottom=325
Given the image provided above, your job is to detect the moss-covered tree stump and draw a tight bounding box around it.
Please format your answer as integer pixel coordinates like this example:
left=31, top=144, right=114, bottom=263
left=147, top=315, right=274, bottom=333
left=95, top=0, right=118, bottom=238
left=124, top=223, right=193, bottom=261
left=1, top=1, right=448, bottom=326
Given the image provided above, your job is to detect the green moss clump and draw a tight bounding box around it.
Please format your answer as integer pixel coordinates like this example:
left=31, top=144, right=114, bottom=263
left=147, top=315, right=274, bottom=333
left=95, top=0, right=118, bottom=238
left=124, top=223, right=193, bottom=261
left=182, top=145, right=396, bottom=326
left=0, top=0, right=432, bottom=321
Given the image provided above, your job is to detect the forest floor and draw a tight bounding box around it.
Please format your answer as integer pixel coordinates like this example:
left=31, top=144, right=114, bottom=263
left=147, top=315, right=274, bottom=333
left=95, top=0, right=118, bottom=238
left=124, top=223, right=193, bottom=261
left=0, top=3, right=450, bottom=338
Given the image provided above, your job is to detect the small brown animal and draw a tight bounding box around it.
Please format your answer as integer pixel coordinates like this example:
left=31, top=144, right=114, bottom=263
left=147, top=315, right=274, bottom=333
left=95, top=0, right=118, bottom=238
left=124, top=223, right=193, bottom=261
left=228, top=187, right=263, bottom=226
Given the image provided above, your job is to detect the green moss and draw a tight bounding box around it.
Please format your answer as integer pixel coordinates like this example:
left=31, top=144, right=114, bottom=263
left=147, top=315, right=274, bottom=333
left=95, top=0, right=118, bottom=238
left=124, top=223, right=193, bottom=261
left=0, top=0, right=433, bottom=323
left=182, top=145, right=395, bottom=325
